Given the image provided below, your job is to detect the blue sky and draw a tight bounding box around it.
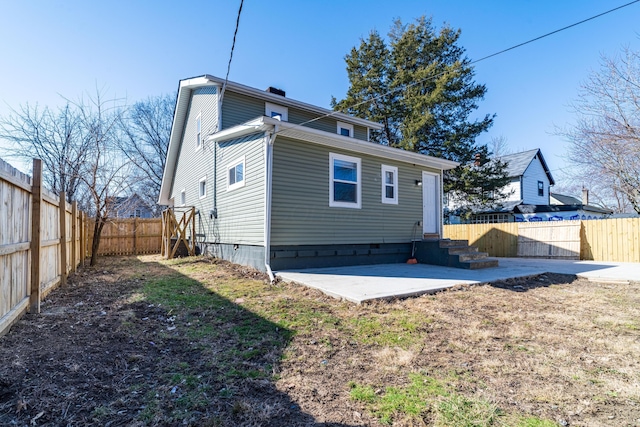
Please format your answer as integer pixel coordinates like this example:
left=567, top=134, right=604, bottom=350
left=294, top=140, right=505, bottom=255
left=1, top=1, right=639, bottom=190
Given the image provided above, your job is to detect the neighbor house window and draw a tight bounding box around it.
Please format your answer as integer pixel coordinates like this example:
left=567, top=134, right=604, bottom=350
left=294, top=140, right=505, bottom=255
left=227, top=156, right=245, bottom=191
left=337, top=121, right=354, bottom=137
left=180, top=189, right=186, bottom=206
left=538, top=181, right=544, bottom=197
left=329, top=152, right=361, bottom=208
left=381, top=165, right=398, bottom=204
left=199, top=176, right=207, bottom=199
left=195, top=112, right=202, bottom=150
left=265, top=103, right=288, bottom=121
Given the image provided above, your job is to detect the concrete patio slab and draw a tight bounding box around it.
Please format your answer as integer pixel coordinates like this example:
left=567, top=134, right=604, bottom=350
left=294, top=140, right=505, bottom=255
left=276, top=258, right=640, bottom=303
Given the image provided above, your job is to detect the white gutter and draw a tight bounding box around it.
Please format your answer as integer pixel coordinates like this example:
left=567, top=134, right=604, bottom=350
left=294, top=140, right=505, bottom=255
left=263, top=125, right=278, bottom=283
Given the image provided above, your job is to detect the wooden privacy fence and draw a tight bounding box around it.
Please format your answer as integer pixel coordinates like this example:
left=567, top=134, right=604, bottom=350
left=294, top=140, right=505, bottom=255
left=444, top=218, right=640, bottom=262
left=87, top=217, right=162, bottom=256
left=1, top=158, right=85, bottom=337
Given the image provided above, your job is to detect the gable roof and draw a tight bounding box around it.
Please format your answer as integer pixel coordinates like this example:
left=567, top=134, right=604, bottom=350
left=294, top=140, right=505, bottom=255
left=159, top=75, right=458, bottom=205
left=550, top=192, right=581, bottom=205
left=159, top=75, right=385, bottom=205
left=498, top=148, right=555, bottom=185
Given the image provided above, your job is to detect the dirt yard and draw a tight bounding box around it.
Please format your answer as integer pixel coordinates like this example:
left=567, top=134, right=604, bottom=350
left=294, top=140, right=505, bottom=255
left=0, top=256, right=639, bottom=426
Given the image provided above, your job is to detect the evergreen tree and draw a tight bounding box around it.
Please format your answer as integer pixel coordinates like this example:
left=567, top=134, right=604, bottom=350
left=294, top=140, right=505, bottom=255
left=333, top=17, right=510, bottom=210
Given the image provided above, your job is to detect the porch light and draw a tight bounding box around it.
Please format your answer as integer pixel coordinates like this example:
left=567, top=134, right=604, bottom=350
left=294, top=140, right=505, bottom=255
left=415, top=180, right=422, bottom=186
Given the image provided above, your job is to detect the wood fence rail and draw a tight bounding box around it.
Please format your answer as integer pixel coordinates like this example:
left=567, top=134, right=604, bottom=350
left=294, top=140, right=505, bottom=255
left=1, top=158, right=85, bottom=337
left=444, top=218, right=640, bottom=262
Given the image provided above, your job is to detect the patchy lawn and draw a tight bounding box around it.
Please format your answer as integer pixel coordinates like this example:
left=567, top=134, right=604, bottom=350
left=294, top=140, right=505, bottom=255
left=1, top=255, right=639, bottom=426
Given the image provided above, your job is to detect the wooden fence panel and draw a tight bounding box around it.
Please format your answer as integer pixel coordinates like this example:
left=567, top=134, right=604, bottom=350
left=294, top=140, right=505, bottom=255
left=86, top=218, right=162, bottom=257
left=443, top=223, right=518, bottom=257
left=582, top=218, right=640, bottom=262
left=0, top=158, right=32, bottom=334
left=446, top=218, right=640, bottom=262
left=40, top=195, right=61, bottom=295
left=0, top=158, right=86, bottom=337
left=517, top=221, right=581, bottom=259
left=136, top=219, right=163, bottom=254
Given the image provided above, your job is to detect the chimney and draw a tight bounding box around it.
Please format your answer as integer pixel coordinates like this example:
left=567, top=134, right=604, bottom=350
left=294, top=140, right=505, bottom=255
left=582, top=188, right=589, bottom=205
left=266, top=87, right=286, bottom=97
left=474, top=153, right=482, bottom=166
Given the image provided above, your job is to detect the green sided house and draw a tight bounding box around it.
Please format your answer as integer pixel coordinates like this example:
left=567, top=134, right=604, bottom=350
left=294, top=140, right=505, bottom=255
left=158, top=75, right=459, bottom=277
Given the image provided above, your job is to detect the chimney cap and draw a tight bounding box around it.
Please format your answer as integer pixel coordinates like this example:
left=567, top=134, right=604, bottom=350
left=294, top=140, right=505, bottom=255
left=266, top=87, right=286, bottom=97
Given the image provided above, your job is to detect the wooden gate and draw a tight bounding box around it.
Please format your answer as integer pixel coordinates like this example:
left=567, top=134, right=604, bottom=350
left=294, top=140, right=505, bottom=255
left=516, top=221, right=581, bottom=259
left=161, top=207, right=197, bottom=259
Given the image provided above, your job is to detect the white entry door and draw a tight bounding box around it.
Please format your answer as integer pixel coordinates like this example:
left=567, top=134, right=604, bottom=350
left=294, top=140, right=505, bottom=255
left=422, top=171, right=440, bottom=235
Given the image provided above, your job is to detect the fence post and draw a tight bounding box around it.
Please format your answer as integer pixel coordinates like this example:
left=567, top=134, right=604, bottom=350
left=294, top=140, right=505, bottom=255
left=59, top=191, right=67, bottom=286
left=29, top=159, right=42, bottom=314
left=79, top=212, right=85, bottom=267
left=134, top=217, right=138, bottom=255
left=71, top=201, right=77, bottom=273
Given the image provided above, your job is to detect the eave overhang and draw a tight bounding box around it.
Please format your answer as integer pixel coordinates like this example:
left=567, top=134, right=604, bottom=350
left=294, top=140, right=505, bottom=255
left=207, top=116, right=459, bottom=171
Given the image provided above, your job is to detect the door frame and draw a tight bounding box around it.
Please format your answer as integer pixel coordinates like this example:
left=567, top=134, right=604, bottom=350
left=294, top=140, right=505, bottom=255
left=422, top=171, right=441, bottom=236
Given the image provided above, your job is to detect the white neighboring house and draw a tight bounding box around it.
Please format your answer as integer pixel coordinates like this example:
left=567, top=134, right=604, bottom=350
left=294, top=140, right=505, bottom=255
left=447, top=148, right=555, bottom=223
left=448, top=149, right=613, bottom=223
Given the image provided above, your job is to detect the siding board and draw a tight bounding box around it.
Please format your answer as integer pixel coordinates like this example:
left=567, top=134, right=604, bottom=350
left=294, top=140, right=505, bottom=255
left=271, top=137, right=438, bottom=246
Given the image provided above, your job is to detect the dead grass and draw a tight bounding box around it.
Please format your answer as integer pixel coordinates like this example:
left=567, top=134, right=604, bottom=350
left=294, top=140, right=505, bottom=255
left=1, top=256, right=639, bottom=426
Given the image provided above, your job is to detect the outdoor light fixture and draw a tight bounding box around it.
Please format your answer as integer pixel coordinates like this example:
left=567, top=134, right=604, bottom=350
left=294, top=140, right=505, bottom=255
left=415, top=180, right=422, bottom=186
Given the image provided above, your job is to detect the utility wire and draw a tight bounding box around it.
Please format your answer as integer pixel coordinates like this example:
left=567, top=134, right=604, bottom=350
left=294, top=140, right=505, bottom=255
left=473, top=0, right=640, bottom=63
left=219, top=0, right=244, bottom=106
left=276, top=0, right=640, bottom=134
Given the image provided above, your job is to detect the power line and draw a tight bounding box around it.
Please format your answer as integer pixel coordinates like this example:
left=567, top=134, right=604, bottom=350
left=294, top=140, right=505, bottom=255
left=473, top=0, right=640, bottom=64
left=219, top=0, right=244, bottom=106
left=277, top=0, right=640, bottom=134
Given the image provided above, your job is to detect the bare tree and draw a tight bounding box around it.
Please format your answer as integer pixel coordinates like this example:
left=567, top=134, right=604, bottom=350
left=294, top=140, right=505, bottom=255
left=0, top=87, right=137, bottom=265
left=559, top=46, right=640, bottom=214
left=74, top=90, right=133, bottom=266
left=118, top=93, right=174, bottom=213
left=488, top=135, right=511, bottom=157
left=0, top=103, right=90, bottom=202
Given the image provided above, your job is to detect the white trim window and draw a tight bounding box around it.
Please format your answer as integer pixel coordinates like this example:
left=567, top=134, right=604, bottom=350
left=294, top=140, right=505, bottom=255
left=381, top=165, right=398, bottom=204
left=337, top=121, right=354, bottom=137
left=195, top=112, right=202, bottom=150
left=180, top=189, right=186, bottom=206
left=329, top=152, right=361, bottom=208
left=227, top=156, right=246, bottom=191
left=199, top=176, right=207, bottom=199
left=265, top=102, right=288, bottom=121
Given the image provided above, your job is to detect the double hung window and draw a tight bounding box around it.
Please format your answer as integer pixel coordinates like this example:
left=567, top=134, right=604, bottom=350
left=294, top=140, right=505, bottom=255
left=199, top=176, right=207, bottom=198
left=381, top=165, right=398, bottom=204
left=227, top=156, right=245, bottom=191
left=329, top=153, right=361, bottom=208
left=195, top=112, right=202, bottom=150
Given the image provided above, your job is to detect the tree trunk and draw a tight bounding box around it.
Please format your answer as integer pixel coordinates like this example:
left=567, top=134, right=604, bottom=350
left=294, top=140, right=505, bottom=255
left=90, top=216, right=106, bottom=266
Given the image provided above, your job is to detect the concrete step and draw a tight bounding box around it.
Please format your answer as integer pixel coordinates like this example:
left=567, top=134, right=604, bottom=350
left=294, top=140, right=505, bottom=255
left=459, top=258, right=500, bottom=269
left=423, top=233, right=440, bottom=240
left=456, top=251, right=490, bottom=262
left=447, top=245, right=479, bottom=255
left=439, top=239, right=469, bottom=248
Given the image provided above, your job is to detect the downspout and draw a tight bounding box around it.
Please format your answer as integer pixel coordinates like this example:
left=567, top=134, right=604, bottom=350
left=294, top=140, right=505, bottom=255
left=264, top=125, right=278, bottom=283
